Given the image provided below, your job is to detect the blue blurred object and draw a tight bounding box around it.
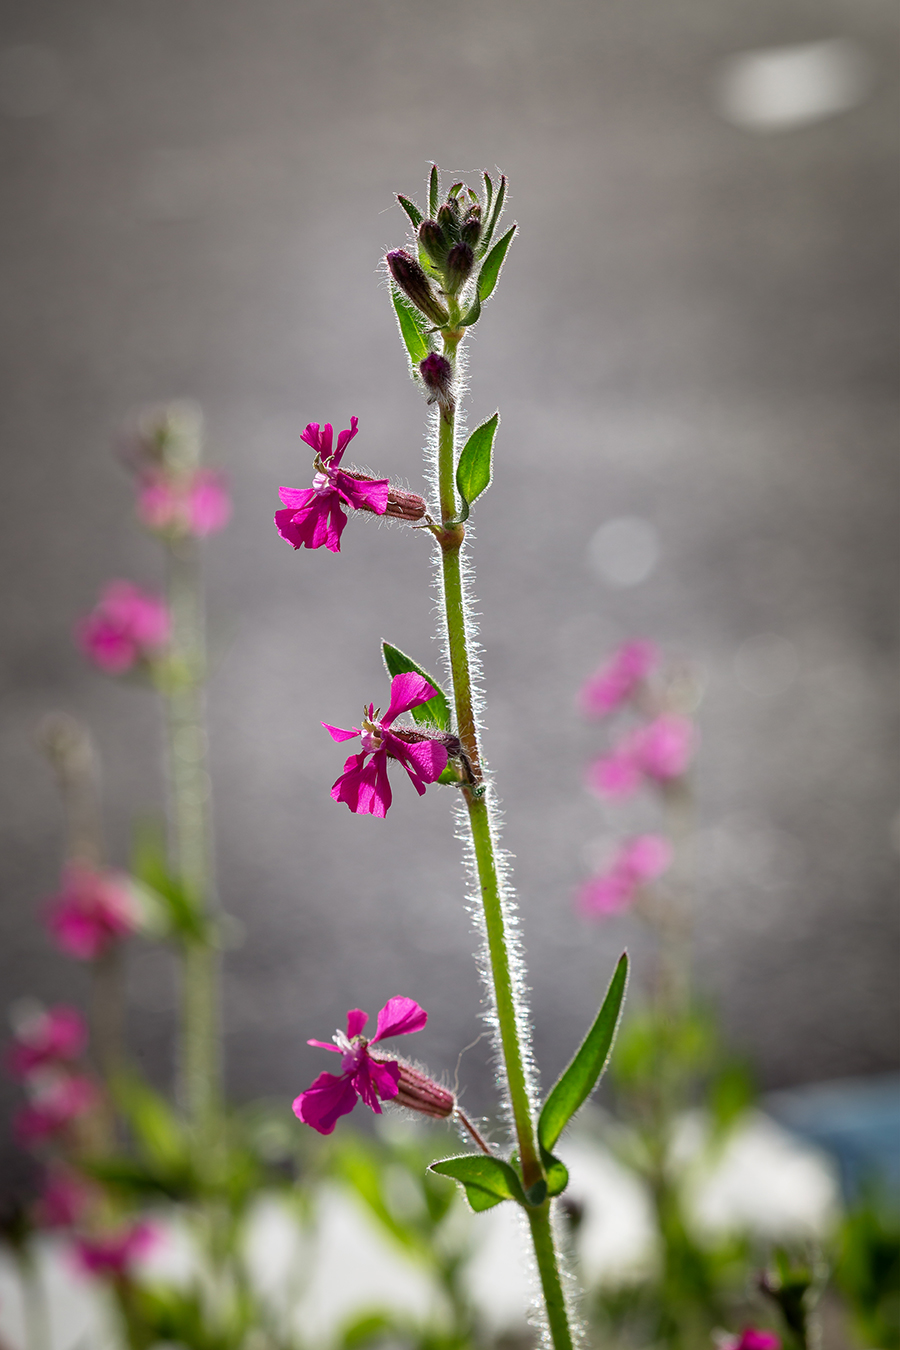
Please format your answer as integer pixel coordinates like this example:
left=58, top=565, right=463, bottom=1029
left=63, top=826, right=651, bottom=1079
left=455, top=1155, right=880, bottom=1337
left=765, top=1076, right=900, bottom=1206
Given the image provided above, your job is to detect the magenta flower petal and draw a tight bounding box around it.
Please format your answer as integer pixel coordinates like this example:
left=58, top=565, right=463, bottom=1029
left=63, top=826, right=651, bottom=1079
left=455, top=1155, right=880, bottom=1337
left=346, top=1008, right=368, bottom=1038
left=354, top=1056, right=400, bottom=1111
left=388, top=735, right=449, bottom=793
left=579, top=640, right=658, bottom=718
left=335, top=470, right=390, bottom=515
left=278, top=485, right=317, bottom=510
left=8, top=1007, right=88, bottom=1079
left=382, top=672, right=440, bottom=726
left=372, top=997, right=428, bottom=1043
left=293, top=1070, right=360, bottom=1134
left=300, top=422, right=333, bottom=458
left=332, top=416, right=359, bottom=465
left=306, top=1039, right=342, bottom=1052
left=322, top=723, right=360, bottom=743
left=331, top=749, right=393, bottom=817
left=586, top=750, right=642, bottom=799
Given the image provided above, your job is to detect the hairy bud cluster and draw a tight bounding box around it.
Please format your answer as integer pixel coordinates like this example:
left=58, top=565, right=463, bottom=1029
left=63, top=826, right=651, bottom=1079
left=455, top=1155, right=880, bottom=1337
left=419, top=353, right=454, bottom=413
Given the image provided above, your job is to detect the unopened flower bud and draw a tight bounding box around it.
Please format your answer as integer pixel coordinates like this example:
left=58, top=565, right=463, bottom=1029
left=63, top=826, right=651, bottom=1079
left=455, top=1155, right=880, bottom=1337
left=445, top=242, right=474, bottom=294
left=419, top=353, right=454, bottom=411
left=460, top=212, right=481, bottom=247
left=436, top=202, right=460, bottom=239
left=386, top=250, right=449, bottom=327
left=391, top=1060, right=454, bottom=1119
left=385, top=488, right=427, bottom=522
left=418, top=219, right=448, bottom=267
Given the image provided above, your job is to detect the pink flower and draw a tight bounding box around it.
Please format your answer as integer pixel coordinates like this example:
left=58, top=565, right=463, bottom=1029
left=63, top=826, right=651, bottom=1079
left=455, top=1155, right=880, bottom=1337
left=631, top=713, right=694, bottom=781
left=15, top=1074, right=100, bottom=1146
left=293, top=997, right=429, bottom=1134
left=325, top=672, right=450, bottom=817
left=586, top=714, right=694, bottom=799
left=724, top=1331, right=781, bottom=1350
left=579, top=641, right=658, bottom=718
left=34, top=1166, right=95, bottom=1229
left=76, top=581, right=170, bottom=675
left=275, top=418, right=390, bottom=553
left=578, top=834, right=672, bottom=917
left=7, top=1006, right=87, bottom=1079
left=138, top=468, right=231, bottom=537
left=46, top=863, right=140, bottom=960
left=74, top=1221, right=157, bottom=1279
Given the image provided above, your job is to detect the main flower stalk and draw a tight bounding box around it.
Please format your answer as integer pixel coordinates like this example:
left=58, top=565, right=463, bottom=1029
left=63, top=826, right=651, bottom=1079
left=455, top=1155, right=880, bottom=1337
left=435, top=328, right=575, bottom=1347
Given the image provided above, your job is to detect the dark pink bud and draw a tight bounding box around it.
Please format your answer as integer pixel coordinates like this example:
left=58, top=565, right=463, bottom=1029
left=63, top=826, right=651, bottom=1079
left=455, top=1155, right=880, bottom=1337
left=386, top=250, right=449, bottom=327
left=445, top=242, right=474, bottom=294
left=419, top=353, right=454, bottom=411
left=418, top=219, right=448, bottom=267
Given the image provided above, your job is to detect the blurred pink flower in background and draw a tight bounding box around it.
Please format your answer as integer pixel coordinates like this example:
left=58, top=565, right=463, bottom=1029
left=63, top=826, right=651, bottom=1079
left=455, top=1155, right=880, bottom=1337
left=7, top=1006, right=87, bottom=1078
left=35, top=1166, right=95, bottom=1229
left=326, top=671, right=449, bottom=817
left=725, top=1331, right=781, bottom=1350
left=578, top=834, right=672, bottom=917
left=138, top=467, right=231, bottom=537
left=579, top=640, right=658, bottom=718
left=631, top=713, right=694, bottom=782
left=46, top=863, right=140, bottom=960
left=15, top=1074, right=99, bottom=1146
left=275, top=417, right=390, bottom=553
left=74, top=1220, right=157, bottom=1279
left=76, top=581, right=170, bottom=674
left=294, top=996, right=428, bottom=1134
left=587, top=714, right=694, bottom=799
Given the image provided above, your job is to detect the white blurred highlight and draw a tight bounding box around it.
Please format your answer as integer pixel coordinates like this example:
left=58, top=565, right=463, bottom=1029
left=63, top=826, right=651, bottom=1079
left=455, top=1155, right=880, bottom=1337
left=588, top=516, right=659, bottom=588
left=714, top=39, right=872, bottom=132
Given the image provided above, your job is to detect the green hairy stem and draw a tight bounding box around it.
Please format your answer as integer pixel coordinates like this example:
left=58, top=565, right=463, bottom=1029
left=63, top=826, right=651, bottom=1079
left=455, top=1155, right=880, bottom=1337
left=435, top=332, right=577, bottom=1346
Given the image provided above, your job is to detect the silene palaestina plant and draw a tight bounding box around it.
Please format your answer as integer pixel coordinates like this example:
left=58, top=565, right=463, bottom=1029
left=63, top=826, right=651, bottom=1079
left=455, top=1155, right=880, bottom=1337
left=277, top=165, right=629, bottom=1347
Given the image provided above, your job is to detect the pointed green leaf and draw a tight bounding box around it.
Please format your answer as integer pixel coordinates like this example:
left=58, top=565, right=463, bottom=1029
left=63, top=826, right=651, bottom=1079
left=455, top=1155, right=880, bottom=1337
left=455, top=413, right=498, bottom=517
left=538, top=952, right=629, bottom=1157
left=428, top=164, right=439, bottom=218
left=382, top=642, right=451, bottom=730
left=430, top=1154, right=526, bottom=1212
left=478, top=225, right=517, bottom=303
left=131, top=821, right=208, bottom=943
left=390, top=285, right=430, bottom=366
left=479, top=173, right=506, bottom=254
left=397, top=194, right=422, bottom=230
left=113, top=1075, right=189, bottom=1172
left=459, top=290, right=481, bottom=328
left=482, top=171, right=494, bottom=224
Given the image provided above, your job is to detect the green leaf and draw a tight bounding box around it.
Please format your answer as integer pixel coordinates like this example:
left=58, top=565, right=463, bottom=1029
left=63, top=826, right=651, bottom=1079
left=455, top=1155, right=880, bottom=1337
left=479, top=173, right=506, bottom=254
left=113, top=1075, right=188, bottom=1172
left=538, top=952, right=629, bottom=1158
left=483, top=171, right=494, bottom=223
left=397, top=194, right=422, bottom=230
left=455, top=413, right=498, bottom=518
left=390, top=284, right=430, bottom=366
left=478, top=224, right=517, bottom=302
left=131, top=822, right=208, bottom=943
left=382, top=642, right=451, bottom=731
left=459, top=290, right=481, bottom=328
left=429, top=1154, right=526, bottom=1212
left=428, top=164, right=439, bottom=218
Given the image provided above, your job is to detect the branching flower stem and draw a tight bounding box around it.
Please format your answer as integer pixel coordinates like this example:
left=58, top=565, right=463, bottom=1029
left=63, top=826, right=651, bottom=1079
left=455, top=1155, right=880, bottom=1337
left=435, top=328, right=575, bottom=1349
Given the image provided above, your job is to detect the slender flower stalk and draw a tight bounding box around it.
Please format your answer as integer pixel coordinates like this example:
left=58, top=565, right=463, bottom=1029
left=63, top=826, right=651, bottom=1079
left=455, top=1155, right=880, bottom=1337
left=433, top=320, right=575, bottom=1340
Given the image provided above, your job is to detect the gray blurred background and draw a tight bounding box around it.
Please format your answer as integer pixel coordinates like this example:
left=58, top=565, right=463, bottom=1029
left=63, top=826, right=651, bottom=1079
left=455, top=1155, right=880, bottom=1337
left=0, top=0, right=897, bottom=1187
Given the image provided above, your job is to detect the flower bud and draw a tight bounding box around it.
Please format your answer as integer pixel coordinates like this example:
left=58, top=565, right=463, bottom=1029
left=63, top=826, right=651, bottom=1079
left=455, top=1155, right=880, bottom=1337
left=418, top=219, right=448, bottom=267
left=392, top=1060, right=454, bottom=1119
left=445, top=242, right=474, bottom=294
left=436, top=202, right=460, bottom=240
left=419, top=353, right=454, bottom=411
left=460, top=211, right=481, bottom=247
left=386, top=250, right=449, bottom=327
